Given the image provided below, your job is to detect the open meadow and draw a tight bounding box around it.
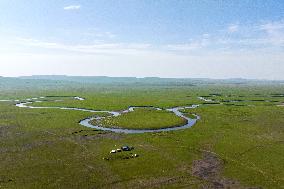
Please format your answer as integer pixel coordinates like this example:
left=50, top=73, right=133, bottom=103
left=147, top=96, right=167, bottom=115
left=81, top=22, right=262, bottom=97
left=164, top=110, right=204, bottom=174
left=0, top=77, right=284, bottom=188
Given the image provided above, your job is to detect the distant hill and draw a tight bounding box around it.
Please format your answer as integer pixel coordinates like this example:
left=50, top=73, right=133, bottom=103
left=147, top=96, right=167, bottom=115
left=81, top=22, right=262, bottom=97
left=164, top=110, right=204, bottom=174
left=18, top=75, right=284, bottom=85
left=0, top=76, right=283, bottom=91
left=18, top=75, right=197, bottom=86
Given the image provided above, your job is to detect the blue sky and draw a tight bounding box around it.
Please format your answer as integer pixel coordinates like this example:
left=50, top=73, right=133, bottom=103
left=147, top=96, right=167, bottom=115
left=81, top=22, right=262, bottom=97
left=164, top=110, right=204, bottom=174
left=0, top=0, right=284, bottom=79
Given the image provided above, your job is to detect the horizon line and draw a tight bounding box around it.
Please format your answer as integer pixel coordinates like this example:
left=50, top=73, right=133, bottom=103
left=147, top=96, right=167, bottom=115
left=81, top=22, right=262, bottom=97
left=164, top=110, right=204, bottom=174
left=1, top=75, right=284, bottom=82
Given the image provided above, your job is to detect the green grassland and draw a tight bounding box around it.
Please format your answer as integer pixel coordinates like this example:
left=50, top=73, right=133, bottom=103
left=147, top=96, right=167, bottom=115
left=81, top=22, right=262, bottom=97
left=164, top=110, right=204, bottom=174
left=91, top=108, right=187, bottom=130
left=0, top=77, right=284, bottom=188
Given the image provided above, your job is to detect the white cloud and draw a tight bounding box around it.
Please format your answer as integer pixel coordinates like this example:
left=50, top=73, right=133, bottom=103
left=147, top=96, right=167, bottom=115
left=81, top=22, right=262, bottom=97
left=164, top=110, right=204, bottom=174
left=83, top=31, right=116, bottom=39
left=1, top=19, right=284, bottom=79
left=12, top=38, right=153, bottom=55
left=227, top=24, right=239, bottom=33
left=7, top=17, right=284, bottom=57
left=259, top=20, right=284, bottom=33
left=258, top=20, right=284, bottom=46
left=166, top=43, right=203, bottom=51
left=209, top=20, right=284, bottom=50
left=105, top=32, right=116, bottom=39
left=1, top=47, right=284, bottom=80
left=165, top=34, right=211, bottom=52
left=63, top=5, right=81, bottom=10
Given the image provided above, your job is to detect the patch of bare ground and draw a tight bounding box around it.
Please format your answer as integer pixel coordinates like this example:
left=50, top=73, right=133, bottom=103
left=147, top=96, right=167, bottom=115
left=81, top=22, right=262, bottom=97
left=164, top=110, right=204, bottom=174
left=192, top=151, right=262, bottom=189
left=134, top=177, right=183, bottom=189
left=122, top=175, right=200, bottom=189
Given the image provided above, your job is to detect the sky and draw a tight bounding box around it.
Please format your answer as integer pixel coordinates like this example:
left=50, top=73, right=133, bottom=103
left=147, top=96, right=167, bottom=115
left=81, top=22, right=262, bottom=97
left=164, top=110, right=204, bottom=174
left=0, top=0, right=284, bottom=79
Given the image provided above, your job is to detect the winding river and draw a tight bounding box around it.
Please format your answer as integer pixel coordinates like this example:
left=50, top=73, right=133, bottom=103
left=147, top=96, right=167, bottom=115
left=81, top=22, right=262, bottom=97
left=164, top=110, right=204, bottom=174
left=0, top=96, right=200, bottom=134
left=1, top=94, right=280, bottom=133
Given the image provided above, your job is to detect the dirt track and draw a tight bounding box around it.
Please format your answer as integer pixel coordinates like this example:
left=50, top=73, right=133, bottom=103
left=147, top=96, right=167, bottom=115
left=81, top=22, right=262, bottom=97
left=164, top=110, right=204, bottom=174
left=192, top=151, right=262, bottom=189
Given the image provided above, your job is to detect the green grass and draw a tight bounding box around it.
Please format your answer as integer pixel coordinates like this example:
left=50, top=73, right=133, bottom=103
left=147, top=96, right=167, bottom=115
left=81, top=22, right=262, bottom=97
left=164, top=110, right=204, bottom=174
left=91, top=108, right=187, bottom=130
left=0, top=80, right=284, bottom=188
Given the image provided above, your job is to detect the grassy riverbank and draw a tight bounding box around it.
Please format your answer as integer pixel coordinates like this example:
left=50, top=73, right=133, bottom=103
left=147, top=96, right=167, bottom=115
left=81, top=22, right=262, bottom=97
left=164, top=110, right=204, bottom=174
left=90, top=108, right=187, bottom=130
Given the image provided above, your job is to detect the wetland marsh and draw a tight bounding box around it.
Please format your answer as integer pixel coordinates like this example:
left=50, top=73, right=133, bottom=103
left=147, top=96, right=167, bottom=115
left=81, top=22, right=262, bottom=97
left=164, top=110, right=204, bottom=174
left=0, top=77, right=283, bottom=189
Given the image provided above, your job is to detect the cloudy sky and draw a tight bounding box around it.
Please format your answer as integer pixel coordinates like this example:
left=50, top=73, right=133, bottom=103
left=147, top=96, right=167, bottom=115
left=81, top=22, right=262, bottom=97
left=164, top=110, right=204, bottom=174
left=0, top=0, right=284, bottom=79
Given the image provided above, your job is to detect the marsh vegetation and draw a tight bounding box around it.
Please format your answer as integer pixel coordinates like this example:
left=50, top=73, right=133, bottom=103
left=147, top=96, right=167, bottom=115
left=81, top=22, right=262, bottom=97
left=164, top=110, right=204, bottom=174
left=0, top=77, right=283, bottom=189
